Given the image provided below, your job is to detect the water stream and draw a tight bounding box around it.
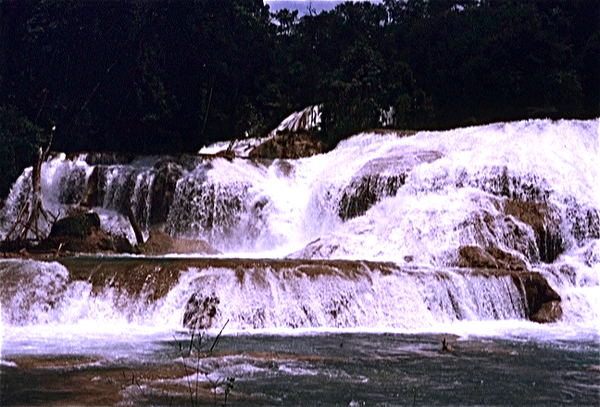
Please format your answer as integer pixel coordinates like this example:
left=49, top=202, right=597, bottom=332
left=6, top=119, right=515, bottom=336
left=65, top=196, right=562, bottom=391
left=1, top=119, right=598, bottom=405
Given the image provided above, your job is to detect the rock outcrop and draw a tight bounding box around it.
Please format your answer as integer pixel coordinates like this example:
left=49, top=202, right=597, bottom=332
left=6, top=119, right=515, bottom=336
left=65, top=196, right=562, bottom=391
left=148, top=160, right=184, bottom=226
left=182, top=293, right=220, bottom=329
left=456, top=246, right=528, bottom=271
left=455, top=245, right=562, bottom=323
left=503, top=200, right=563, bottom=263
left=248, top=131, right=324, bottom=159
left=140, top=230, right=219, bottom=256
left=513, top=272, right=562, bottom=323
left=79, top=166, right=101, bottom=208
left=45, top=212, right=134, bottom=253
left=338, top=151, right=443, bottom=220
left=529, top=300, right=563, bottom=323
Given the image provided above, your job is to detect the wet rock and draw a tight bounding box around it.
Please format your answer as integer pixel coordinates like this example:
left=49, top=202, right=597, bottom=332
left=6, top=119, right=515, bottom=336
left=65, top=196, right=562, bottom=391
left=457, top=246, right=499, bottom=269
left=50, top=212, right=102, bottom=238
left=530, top=300, right=563, bottom=323
left=564, top=199, right=600, bottom=244
left=80, top=167, right=100, bottom=208
left=182, top=293, right=220, bottom=329
left=140, top=230, right=219, bottom=255
left=513, top=272, right=562, bottom=323
left=484, top=247, right=528, bottom=271
left=248, top=132, right=324, bottom=159
left=467, top=166, right=552, bottom=202
left=84, top=152, right=133, bottom=166
left=149, top=160, right=183, bottom=226
left=583, top=241, right=600, bottom=267
left=338, top=151, right=442, bottom=220
left=166, top=180, right=250, bottom=239
left=286, top=237, right=344, bottom=260
left=503, top=200, right=563, bottom=263
left=457, top=246, right=528, bottom=271
left=58, top=166, right=87, bottom=205
left=46, top=212, right=135, bottom=253
left=338, top=174, right=405, bottom=220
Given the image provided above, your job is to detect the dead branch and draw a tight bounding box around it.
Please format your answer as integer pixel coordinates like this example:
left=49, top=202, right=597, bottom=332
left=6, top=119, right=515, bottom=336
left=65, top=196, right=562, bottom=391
left=3, top=201, right=29, bottom=243
left=126, top=203, right=145, bottom=246
left=7, top=128, right=56, bottom=244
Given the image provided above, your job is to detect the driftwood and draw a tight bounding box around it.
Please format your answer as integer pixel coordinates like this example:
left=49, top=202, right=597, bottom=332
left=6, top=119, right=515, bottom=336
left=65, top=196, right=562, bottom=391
left=4, top=129, right=57, bottom=245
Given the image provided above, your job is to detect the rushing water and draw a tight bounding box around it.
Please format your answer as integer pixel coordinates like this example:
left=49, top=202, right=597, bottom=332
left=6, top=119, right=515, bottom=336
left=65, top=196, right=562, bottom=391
left=1, top=119, right=599, bottom=405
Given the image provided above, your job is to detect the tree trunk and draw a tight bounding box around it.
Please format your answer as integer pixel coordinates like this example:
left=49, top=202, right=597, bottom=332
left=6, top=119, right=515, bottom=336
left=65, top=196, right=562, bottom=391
left=126, top=203, right=145, bottom=246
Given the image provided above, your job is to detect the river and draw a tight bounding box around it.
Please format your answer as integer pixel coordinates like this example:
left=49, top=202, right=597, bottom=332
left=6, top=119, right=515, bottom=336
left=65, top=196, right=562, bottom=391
left=1, top=119, right=598, bottom=405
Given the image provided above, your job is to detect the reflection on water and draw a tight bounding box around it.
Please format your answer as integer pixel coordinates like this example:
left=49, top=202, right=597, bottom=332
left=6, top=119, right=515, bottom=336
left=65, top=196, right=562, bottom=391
left=2, top=333, right=599, bottom=406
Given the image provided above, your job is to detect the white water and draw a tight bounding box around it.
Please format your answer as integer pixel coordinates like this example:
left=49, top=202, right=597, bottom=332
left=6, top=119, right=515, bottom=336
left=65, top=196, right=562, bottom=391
left=2, top=119, right=597, bottom=259
left=1, top=119, right=598, bottom=347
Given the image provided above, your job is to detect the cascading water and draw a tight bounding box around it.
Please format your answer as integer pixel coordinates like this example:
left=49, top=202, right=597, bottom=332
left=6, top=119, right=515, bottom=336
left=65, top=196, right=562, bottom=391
left=0, top=118, right=597, bottom=334
left=1, top=119, right=598, bottom=406
left=1, top=258, right=538, bottom=332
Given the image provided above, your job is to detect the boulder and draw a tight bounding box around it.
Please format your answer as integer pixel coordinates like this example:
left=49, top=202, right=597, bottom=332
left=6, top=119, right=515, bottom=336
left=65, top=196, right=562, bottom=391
left=338, top=174, right=405, bottom=220
left=338, top=151, right=442, bottom=220
left=140, top=230, right=219, bottom=255
left=530, top=300, right=563, bottom=323
left=47, top=212, right=135, bottom=253
left=182, top=293, right=220, bottom=329
left=148, top=160, right=183, bottom=226
left=248, top=132, right=324, bottom=159
left=513, top=272, right=562, bottom=323
left=457, top=246, right=500, bottom=269
left=503, top=200, right=563, bottom=263
left=457, top=246, right=528, bottom=271
left=50, top=212, right=102, bottom=238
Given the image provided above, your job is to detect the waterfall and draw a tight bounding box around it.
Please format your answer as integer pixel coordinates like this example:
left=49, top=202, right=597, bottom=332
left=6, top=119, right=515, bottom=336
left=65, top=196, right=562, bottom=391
left=0, top=258, right=539, bottom=331
left=0, top=119, right=598, bottom=337
left=2, top=119, right=597, bottom=261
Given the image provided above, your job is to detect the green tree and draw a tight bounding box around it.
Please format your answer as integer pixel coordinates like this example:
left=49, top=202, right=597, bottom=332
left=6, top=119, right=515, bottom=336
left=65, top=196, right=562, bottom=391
left=321, top=40, right=385, bottom=148
left=0, top=105, right=46, bottom=199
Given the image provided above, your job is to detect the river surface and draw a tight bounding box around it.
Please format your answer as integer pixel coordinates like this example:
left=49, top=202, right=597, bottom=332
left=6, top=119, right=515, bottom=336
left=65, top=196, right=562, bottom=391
left=3, top=329, right=599, bottom=406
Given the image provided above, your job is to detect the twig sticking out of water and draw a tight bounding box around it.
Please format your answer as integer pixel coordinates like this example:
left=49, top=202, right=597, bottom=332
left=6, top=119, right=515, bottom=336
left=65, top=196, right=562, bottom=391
left=174, top=320, right=233, bottom=406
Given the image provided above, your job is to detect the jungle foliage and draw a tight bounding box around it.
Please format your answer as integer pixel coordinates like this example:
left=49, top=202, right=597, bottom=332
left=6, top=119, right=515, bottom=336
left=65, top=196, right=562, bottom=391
left=1, top=0, right=598, bottom=197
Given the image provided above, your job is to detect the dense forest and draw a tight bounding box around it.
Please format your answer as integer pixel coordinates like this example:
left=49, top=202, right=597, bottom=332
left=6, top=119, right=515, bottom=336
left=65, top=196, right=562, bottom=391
left=1, top=0, right=598, bottom=198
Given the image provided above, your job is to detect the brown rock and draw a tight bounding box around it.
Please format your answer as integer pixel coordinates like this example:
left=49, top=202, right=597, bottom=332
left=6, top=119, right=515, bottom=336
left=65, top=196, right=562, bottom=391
left=503, top=200, right=563, bottom=263
left=530, top=300, right=562, bottom=323
left=140, top=230, right=219, bottom=255
left=248, top=132, right=324, bottom=159
left=513, top=272, right=561, bottom=322
left=484, top=247, right=528, bottom=271
left=457, top=246, right=528, bottom=271
left=46, top=212, right=135, bottom=253
left=457, top=246, right=499, bottom=269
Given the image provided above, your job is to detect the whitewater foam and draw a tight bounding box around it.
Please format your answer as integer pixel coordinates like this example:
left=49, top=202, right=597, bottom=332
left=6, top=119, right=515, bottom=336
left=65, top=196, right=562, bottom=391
left=1, top=119, right=598, bottom=343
